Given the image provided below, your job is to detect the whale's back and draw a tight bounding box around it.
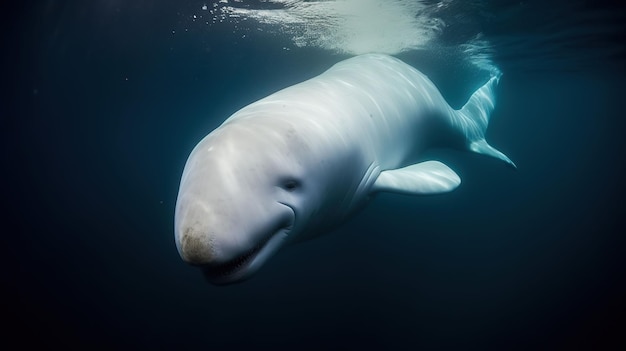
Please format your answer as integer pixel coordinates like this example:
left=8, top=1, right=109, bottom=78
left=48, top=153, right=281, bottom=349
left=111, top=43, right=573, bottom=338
left=224, top=54, right=451, bottom=170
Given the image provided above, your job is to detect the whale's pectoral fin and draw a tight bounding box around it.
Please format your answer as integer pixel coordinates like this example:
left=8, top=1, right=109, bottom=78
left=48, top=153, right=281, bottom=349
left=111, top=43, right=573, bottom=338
left=372, top=161, right=461, bottom=195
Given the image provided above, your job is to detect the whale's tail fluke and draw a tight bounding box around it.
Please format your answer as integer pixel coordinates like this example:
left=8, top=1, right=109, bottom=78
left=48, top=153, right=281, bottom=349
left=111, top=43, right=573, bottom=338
left=455, top=73, right=516, bottom=168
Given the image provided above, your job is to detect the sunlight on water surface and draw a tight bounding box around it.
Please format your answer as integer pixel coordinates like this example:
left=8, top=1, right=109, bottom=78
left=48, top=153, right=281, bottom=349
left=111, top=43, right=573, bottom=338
left=213, top=0, right=447, bottom=55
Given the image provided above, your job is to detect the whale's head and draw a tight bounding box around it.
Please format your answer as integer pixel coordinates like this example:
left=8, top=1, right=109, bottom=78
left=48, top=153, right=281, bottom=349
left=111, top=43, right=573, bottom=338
left=174, top=121, right=320, bottom=285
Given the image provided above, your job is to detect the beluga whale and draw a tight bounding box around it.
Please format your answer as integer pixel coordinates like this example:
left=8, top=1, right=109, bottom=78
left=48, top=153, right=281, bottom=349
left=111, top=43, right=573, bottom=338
left=175, top=54, right=514, bottom=285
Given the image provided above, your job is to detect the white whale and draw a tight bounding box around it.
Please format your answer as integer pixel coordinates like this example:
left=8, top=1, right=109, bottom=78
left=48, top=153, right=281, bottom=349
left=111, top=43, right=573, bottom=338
left=174, top=54, right=514, bottom=284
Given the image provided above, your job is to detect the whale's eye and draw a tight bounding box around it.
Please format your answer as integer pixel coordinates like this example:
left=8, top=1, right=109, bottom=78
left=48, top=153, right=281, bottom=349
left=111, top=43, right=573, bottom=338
left=282, top=179, right=300, bottom=192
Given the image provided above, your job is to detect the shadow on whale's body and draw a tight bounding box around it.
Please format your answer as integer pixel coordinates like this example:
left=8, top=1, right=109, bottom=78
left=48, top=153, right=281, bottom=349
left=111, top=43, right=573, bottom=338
left=174, top=54, right=514, bottom=285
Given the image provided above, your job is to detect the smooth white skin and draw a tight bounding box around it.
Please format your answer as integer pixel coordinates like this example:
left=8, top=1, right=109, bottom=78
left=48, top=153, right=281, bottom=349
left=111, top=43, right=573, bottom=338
left=175, top=54, right=461, bottom=284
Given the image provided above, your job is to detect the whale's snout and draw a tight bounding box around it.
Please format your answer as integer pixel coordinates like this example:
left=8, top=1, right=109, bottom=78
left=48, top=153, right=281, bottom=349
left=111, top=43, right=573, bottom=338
left=174, top=189, right=297, bottom=283
left=178, top=225, right=214, bottom=265
left=174, top=197, right=217, bottom=266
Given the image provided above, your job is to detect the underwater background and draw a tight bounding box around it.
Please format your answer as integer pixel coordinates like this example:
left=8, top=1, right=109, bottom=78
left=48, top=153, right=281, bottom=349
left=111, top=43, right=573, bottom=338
left=4, top=0, right=625, bottom=349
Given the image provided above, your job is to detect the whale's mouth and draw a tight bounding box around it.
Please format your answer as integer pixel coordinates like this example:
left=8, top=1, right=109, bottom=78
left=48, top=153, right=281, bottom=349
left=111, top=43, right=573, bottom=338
left=201, top=226, right=291, bottom=285
left=201, top=202, right=295, bottom=285
left=202, top=233, right=272, bottom=280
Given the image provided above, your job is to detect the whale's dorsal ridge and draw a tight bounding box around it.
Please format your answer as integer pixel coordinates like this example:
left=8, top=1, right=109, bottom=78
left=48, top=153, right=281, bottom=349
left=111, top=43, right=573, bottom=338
left=372, top=161, right=461, bottom=195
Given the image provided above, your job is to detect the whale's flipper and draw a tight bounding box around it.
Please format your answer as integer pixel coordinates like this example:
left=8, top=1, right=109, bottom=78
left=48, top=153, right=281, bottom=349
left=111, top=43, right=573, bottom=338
left=372, top=161, right=461, bottom=195
left=455, top=74, right=516, bottom=168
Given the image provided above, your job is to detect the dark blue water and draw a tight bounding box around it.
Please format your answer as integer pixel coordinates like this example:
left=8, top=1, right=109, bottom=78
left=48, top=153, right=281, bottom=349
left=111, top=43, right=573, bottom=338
left=4, top=1, right=625, bottom=349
